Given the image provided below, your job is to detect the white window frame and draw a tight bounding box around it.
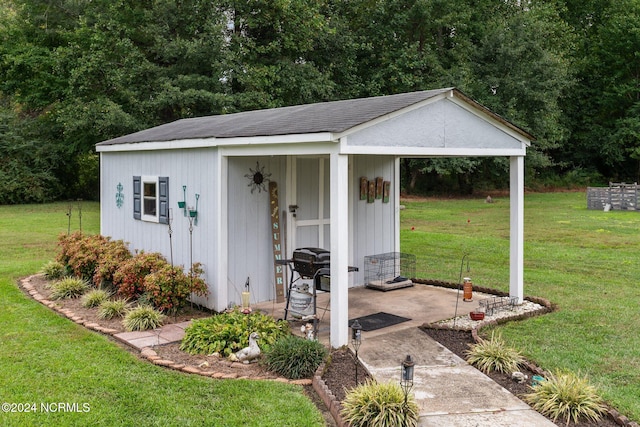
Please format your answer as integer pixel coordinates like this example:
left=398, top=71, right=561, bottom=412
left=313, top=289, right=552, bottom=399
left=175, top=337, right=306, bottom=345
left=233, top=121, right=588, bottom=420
left=141, top=175, right=160, bottom=223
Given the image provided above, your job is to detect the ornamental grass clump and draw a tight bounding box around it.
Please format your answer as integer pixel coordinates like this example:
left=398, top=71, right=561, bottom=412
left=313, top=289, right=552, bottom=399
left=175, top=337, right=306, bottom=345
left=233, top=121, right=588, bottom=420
left=49, top=276, right=90, bottom=300
left=524, top=370, right=606, bottom=426
left=341, top=380, right=419, bottom=427
left=264, top=335, right=327, bottom=379
left=465, top=330, right=525, bottom=374
left=123, top=305, right=165, bottom=331
left=98, top=298, right=130, bottom=319
left=41, top=260, right=66, bottom=280
left=81, top=289, right=111, bottom=308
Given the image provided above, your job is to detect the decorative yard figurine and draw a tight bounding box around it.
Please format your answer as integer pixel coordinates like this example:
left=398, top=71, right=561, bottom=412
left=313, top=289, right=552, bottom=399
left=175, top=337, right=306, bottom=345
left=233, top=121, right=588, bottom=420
left=229, top=332, right=261, bottom=364
left=300, top=323, right=315, bottom=340
left=511, top=371, right=528, bottom=384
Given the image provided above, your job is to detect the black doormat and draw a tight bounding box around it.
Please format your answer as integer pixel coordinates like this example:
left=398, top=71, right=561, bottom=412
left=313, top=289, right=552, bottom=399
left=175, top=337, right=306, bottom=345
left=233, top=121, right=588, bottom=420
left=348, top=312, right=411, bottom=332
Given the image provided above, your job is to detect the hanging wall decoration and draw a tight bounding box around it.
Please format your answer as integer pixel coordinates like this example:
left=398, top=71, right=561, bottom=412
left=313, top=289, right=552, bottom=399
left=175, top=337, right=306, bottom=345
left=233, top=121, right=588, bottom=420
left=245, top=161, right=272, bottom=193
left=360, top=177, right=368, bottom=200
left=116, top=183, right=124, bottom=208
left=375, top=177, right=384, bottom=199
left=383, top=181, right=391, bottom=203
left=360, top=177, right=391, bottom=204
left=367, top=180, right=376, bottom=203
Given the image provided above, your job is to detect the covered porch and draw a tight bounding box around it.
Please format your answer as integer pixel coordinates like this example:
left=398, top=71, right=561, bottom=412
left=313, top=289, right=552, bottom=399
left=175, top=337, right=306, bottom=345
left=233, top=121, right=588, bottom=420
left=253, top=282, right=480, bottom=346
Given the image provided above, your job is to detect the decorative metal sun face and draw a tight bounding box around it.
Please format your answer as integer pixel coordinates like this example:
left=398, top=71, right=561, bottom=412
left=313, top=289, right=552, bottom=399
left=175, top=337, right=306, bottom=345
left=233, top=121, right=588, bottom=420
left=244, top=161, right=272, bottom=193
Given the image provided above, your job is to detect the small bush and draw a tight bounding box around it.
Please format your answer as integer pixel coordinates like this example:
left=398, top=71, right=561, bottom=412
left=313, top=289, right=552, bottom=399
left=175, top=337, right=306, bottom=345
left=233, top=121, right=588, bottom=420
left=50, top=277, right=90, bottom=300
left=81, top=289, right=111, bottom=308
left=57, top=232, right=114, bottom=280
left=98, top=298, right=130, bottom=319
left=92, top=239, right=131, bottom=287
left=180, top=309, right=290, bottom=356
left=264, top=335, right=327, bottom=379
left=524, top=370, right=606, bottom=426
left=41, top=261, right=65, bottom=280
left=341, top=380, right=419, bottom=427
left=112, top=252, right=167, bottom=300
left=143, top=263, right=208, bottom=312
left=123, top=305, right=165, bottom=331
left=465, top=331, right=524, bottom=374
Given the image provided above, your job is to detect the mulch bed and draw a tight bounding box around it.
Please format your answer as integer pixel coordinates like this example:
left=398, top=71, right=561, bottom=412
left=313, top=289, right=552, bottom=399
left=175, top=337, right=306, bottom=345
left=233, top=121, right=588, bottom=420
left=421, top=326, right=622, bottom=427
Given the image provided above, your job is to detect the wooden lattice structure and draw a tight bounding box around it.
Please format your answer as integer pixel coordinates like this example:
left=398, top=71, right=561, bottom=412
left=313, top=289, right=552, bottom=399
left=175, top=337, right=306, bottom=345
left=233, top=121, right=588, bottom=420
left=587, top=182, right=638, bottom=210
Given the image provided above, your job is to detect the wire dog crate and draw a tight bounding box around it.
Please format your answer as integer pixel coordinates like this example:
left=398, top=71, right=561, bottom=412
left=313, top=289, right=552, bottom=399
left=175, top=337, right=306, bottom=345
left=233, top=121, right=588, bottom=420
left=364, top=252, right=415, bottom=291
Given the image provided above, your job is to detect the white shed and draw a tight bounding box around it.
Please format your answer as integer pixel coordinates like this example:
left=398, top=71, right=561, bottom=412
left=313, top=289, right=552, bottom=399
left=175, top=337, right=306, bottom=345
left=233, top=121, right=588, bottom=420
left=96, top=88, right=532, bottom=347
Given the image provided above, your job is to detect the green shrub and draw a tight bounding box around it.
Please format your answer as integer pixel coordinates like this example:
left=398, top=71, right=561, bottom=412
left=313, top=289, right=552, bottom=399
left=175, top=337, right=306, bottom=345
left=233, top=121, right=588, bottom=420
left=180, top=309, right=290, bottom=356
left=81, top=289, right=111, bottom=308
left=112, top=252, right=167, bottom=300
left=92, top=239, right=131, bottom=287
left=41, top=260, right=66, bottom=280
left=98, top=298, right=130, bottom=319
left=264, top=335, right=327, bottom=379
left=123, top=305, right=165, bottom=331
left=524, top=370, right=606, bottom=425
left=465, top=331, right=524, bottom=374
left=143, top=263, right=208, bottom=312
left=50, top=277, right=90, bottom=300
left=341, top=380, right=419, bottom=427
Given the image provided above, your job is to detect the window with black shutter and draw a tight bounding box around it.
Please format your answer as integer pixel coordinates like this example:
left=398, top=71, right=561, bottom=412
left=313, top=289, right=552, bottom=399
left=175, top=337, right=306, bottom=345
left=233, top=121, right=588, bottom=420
left=133, top=176, right=169, bottom=223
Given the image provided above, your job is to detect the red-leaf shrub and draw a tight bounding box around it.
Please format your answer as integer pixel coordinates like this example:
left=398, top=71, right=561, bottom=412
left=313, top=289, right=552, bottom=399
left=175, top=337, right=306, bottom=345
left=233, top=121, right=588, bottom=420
left=112, top=252, right=167, bottom=300
left=57, top=232, right=118, bottom=281
left=143, top=263, right=208, bottom=312
left=92, top=239, right=132, bottom=287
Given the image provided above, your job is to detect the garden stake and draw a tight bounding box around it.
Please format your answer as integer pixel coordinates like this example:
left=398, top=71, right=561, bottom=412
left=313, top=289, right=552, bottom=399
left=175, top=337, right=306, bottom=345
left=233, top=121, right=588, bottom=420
left=167, top=208, right=174, bottom=267
left=77, top=199, right=83, bottom=232
left=453, top=253, right=470, bottom=328
left=188, top=211, right=195, bottom=296
left=66, top=203, right=72, bottom=235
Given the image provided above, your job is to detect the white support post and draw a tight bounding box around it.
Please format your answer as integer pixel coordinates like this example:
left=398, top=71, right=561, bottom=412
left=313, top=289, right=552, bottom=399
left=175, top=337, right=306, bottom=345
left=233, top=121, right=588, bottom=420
left=215, top=153, right=229, bottom=312
left=509, top=156, right=524, bottom=303
left=330, top=152, right=349, bottom=348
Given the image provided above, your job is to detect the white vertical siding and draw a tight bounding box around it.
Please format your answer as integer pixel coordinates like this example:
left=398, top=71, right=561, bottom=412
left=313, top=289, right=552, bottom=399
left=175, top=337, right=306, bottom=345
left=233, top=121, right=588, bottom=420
left=227, top=157, right=286, bottom=306
left=100, top=148, right=218, bottom=309
left=350, top=155, right=397, bottom=286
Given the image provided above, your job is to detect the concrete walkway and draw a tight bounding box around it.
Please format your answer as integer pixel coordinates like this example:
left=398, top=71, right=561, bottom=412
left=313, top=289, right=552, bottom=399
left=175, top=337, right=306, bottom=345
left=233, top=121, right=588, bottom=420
left=359, top=327, right=554, bottom=427
left=113, top=321, right=191, bottom=350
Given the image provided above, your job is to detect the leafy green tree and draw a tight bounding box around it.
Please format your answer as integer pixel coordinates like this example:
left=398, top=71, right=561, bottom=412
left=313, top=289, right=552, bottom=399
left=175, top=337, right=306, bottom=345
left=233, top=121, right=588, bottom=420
left=565, top=0, right=640, bottom=181
left=468, top=2, right=576, bottom=173
left=221, top=0, right=336, bottom=110
left=0, top=99, right=61, bottom=203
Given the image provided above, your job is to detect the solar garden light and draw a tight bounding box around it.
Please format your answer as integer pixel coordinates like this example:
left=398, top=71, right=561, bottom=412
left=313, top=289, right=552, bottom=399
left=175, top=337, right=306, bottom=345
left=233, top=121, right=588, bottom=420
left=350, top=319, right=362, bottom=384
left=400, top=354, right=415, bottom=404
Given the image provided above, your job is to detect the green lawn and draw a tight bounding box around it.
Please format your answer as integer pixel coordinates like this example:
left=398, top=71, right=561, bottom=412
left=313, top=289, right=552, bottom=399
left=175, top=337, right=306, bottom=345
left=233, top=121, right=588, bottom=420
left=3, top=195, right=639, bottom=424
left=0, top=202, right=324, bottom=427
left=401, top=192, right=640, bottom=422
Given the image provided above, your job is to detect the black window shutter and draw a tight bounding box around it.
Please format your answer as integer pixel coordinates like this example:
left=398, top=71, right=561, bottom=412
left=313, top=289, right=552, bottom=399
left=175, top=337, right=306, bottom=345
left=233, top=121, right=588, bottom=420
left=158, top=176, right=169, bottom=224
left=133, top=176, right=141, bottom=220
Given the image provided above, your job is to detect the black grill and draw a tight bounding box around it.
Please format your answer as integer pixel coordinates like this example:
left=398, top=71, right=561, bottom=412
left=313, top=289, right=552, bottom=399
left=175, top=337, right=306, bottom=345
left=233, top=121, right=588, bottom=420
left=292, top=247, right=330, bottom=278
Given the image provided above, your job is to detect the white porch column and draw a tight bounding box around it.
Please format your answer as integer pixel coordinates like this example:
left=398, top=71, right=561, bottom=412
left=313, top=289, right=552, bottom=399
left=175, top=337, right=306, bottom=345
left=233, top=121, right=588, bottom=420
left=509, top=156, right=524, bottom=303
left=214, top=153, right=229, bottom=312
left=330, top=152, right=349, bottom=348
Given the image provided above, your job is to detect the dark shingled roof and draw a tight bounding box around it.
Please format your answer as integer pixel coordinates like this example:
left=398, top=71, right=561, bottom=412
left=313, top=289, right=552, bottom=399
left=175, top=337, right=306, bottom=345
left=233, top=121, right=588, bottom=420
left=97, top=88, right=454, bottom=146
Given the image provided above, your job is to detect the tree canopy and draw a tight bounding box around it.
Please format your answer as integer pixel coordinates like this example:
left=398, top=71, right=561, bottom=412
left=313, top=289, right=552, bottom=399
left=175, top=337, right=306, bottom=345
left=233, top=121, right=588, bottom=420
left=0, top=0, right=637, bottom=202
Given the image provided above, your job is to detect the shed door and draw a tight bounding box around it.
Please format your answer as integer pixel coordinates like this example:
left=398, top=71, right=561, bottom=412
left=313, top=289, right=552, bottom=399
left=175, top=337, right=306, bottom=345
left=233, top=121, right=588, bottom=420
left=291, top=157, right=330, bottom=252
